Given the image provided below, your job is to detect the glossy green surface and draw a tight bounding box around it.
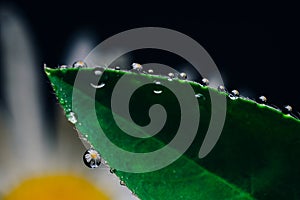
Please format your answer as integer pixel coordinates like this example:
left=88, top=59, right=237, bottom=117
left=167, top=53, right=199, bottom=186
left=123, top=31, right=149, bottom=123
left=45, top=67, right=300, bottom=200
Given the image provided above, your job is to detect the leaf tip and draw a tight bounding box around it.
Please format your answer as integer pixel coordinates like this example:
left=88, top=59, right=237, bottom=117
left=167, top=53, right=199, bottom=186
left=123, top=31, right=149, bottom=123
left=44, top=66, right=54, bottom=76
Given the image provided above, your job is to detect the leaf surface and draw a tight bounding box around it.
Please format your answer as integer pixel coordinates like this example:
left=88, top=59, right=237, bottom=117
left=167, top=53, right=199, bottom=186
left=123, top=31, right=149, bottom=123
left=45, top=67, right=300, bottom=200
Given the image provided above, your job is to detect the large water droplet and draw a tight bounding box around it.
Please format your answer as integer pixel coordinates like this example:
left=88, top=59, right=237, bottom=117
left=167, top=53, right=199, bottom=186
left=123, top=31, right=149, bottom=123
left=114, top=66, right=120, bottom=70
left=90, top=83, right=105, bottom=89
left=148, top=69, right=154, bottom=73
left=73, top=61, right=87, bottom=68
left=201, top=78, right=209, bottom=86
left=83, top=148, right=101, bottom=168
left=67, top=111, right=78, bottom=124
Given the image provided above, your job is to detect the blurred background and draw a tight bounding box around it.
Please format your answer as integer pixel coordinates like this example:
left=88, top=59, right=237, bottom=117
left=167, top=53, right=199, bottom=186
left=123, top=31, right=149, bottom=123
left=0, top=1, right=299, bottom=199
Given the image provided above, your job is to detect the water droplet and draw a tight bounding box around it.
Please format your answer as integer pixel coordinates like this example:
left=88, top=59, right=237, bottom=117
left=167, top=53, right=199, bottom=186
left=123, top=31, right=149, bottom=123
left=148, top=69, right=154, bottom=73
left=167, top=72, right=175, bottom=81
left=115, top=66, right=120, bottom=70
left=93, top=66, right=105, bottom=76
left=178, top=72, right=187, bottom=80
left=229, top=89, right=239, bottom=100
left=120, top=180, right=126, bottom=186
left=195, top=93, right=205, bottom=99
left=168, top=72, right=175, bottom=78
left=131, top=63, right=143, bottom=71
left=67, top=112, right=78, bottom=124
left=201, top=78, right=209, bottom=86
left=83, top=148, right=101, bottom=168
left=110, top=168, right=116, bottom=174
left=257, top=96, right=267, bottom=104
left=282, top=105, right=293, bottom=114
left=60, top=65, right=68, bottom=69
left=154, top=90, right=162, bottom=94
left=217, top=85, right=227, bottom=93
left=153, top=81, right=162, bottom=94
left=231, top=90, right=240, bottom=97
left=85, top=134, right=88, bottom=138
left=73, top=61, right=87, bottom=68
left=90, top=83, right=105, bottom=89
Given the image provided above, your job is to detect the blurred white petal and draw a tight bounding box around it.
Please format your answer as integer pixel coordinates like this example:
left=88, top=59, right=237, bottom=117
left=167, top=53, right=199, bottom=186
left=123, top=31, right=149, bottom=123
left=0, top=5, right=46, bottom=170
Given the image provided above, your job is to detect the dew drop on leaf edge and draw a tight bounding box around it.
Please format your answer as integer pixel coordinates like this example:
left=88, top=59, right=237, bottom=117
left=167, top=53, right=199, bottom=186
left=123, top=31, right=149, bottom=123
left=67, top=111, right=78, bottom=124
left=120, top=180, right=126, bottom=186
left=178, top=72, right=187, bottom=80
left=282, top=105, right=293, bottom=114
left=73, top=61, right=87, bottom=68
left=257, top=96, right=267, bottom=104
left=201, top=78, right=209, bottom=86
left=217, top=85, right=227, bottom=93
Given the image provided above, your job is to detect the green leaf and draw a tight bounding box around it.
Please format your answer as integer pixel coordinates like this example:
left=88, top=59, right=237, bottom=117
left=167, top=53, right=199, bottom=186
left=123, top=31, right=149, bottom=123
left=45, top=67, right=300, bottom=200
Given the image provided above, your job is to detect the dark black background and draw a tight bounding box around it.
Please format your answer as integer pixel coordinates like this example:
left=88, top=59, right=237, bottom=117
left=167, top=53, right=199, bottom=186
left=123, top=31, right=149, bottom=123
left=2, top=1, right=300, bottom=112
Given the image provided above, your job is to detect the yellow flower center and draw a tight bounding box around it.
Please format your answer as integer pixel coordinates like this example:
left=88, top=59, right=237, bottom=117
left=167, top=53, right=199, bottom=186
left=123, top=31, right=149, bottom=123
left=3, top=174, right=110, bottom=200
left=91, top=152, right=98, bottom=159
